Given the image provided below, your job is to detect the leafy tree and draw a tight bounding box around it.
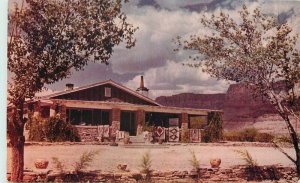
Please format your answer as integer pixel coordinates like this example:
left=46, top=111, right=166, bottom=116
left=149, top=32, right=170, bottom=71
left=7, top=0, right=137, bottom=181
left=202, top=112, right=223, bottom=142
left=176, top=5, right=300, bottom=175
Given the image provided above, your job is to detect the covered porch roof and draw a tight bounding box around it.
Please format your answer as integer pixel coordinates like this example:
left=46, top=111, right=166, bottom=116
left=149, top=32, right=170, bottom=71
left=51, top=99, right=222, bottom=116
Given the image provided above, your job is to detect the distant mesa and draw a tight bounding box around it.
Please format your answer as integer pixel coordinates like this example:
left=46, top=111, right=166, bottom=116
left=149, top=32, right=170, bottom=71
left=155, top=83, right=277, bottom=130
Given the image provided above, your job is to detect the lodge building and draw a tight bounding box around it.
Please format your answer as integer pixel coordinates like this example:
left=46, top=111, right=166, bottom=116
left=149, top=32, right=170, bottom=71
left=27, top=76, right=222, bottom=142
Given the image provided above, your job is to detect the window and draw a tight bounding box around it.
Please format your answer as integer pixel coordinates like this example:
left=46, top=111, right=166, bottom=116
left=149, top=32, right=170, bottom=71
left=105, top=87, right=111, bottom=97
left=189, top=116, right=207, bottom=129
left=82, top=110, right=93, bottom=124
left=69, top=109, right=81, bottom=125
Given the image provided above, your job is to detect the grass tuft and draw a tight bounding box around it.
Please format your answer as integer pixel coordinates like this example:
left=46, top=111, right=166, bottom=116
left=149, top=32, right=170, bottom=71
left=234, top=149, right=257, bottom=167
left=74, top=150, right=100, bottom=172
left=140, top=151, right=152, bottom=180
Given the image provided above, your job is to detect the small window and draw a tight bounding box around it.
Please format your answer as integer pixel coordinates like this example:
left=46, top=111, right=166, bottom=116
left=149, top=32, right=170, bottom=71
left=105, top=87, right=111, bottom=97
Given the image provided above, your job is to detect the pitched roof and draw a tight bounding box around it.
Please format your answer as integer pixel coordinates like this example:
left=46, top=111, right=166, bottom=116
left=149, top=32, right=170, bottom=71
left=42, top=80, right=162, bottom=106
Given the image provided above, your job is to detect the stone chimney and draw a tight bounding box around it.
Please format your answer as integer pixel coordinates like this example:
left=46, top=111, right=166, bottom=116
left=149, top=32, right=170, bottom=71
left=136, top=76, right=149, bottom=97
left=65, top=83, right=74, bottom=91
left=140, top=76, right=145, bottom=88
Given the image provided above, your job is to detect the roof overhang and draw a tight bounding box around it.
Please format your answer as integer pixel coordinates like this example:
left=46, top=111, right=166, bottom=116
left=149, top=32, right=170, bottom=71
left=52, top=99, right=222, bottom=116
left=42, top=80, right=161, bottom=106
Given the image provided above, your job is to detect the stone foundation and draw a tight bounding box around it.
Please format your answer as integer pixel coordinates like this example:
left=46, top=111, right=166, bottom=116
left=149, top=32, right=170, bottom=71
left=8, top=166, right=298, bottom=182
left=75, top=126, right=102, bottom=142
left=75, top=125, right=204, bottom=143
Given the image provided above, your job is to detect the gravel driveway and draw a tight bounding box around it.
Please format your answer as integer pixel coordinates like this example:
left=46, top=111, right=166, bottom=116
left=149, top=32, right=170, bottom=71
left=7, top=143, right=295, bottom=173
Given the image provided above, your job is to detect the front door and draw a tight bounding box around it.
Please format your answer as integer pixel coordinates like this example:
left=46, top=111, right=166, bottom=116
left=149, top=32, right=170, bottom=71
left=120, top=111, right=136, bottom=136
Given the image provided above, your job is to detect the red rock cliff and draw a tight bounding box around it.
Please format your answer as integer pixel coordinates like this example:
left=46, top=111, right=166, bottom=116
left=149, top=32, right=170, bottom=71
left=155, top=83, right=277, bottom=129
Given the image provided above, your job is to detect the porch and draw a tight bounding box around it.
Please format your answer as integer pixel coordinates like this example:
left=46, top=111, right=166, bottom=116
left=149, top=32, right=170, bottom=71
left=33, top=99, right=220, bottom=142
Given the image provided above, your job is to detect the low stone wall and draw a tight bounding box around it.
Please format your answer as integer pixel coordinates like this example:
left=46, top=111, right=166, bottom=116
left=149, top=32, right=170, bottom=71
left=75, top=125, right=113, bottom=142
left=8, top=166, right=298, bottom=182
left=75, top=126, right=100, bottom=142
left=75, top=125, right=204, bottom=143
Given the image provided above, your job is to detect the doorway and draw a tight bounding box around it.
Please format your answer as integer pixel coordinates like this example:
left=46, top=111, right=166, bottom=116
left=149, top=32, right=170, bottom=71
left=120, top=111, right=136, bottom=136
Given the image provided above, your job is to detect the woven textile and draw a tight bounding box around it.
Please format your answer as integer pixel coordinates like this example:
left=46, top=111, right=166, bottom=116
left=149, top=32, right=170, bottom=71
left=189, top=129, right=201, bottom=142
left=154, top=126, right=165, bottom=140
left=117, top=131, right=126, bottom=140
left=168, top=127, right=179, bottom=142
left=97, top=125, right=104, bottom=137
left=103, top=125, right=110, bottom=137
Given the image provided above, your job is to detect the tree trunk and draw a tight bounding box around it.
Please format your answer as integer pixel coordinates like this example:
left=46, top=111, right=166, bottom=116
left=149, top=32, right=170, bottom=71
left=8, top=103, right=25, bottom=182
left=10, top=134, right=25, bottom=182
left=283, top=115, right=300, bottom=176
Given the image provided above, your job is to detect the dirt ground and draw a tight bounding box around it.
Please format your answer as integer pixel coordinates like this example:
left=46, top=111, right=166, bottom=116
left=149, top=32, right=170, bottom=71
left=7, top=143, right=295, bottom=173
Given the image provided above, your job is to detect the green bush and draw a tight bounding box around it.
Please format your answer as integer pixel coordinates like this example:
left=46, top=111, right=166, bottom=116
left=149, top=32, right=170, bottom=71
left=28, top=115, right=80, bottom=142
left=241, top=128, right=258, bottom=142
left=223, top=130, right=242, bottom=141
left=140, top=151, right=152, bottom=181
left=275, top=135, right=292, bottom=143
left=223, top=128, right=274, bottom=143
left=255, top=133, right=274, bottom=143
left=44, top=116, right=80, bottom=142
left=202, top=112, right=223, bottom=142
left=28, top=116, right=46, bottom=141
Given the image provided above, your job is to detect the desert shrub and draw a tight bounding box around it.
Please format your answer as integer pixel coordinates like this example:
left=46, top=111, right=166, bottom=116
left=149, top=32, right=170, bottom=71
left=223, top=130, right=242, bottom=141
left=255, top=133, right=274, bottom=143
left=28, top=115, right=80, bottom=142
left=275, top=135, right=292, bottom=143
left=240, top=128, right=258, bottom=142
left=189, top=150, right=200, bottom=179
left=234, top=149, right=257, bottom=167
left=74, top=150, right=100, bottom=172
left=234, top=149, right=278, bottom=181
left=44, top=116, right=80, bottom=142
left=189, top=150, right=200, bottom=170
left=202, top=112, right=223, bottom=142
left=140, top=151, right=152, bottom=180
left=52, top=157, right=66, bottom=174
left=28, top=115, right=46, bottom=141
left=224, top=128, right=274, bottom=142
left=51, top=150, right=99, bottom=182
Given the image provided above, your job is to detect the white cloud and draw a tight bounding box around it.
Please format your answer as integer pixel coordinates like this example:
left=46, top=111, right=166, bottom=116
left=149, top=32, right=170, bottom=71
left=110, top=6, right=206, bottom=74
left=154, top=0, right=214, bottom=10
left=115, top=1, right=300, bottom=98
left=43, top=0, right=300, bottom=98
left=124, top=60, right=230, bottom=99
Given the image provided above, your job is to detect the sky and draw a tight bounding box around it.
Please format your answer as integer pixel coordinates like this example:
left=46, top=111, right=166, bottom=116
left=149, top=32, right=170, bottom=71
left=8, top=0, right=300, bottom=99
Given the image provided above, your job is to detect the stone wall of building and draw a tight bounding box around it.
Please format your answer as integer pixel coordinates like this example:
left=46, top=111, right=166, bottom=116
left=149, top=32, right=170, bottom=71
left=75, top=126, right=100, bottom=142
left=75, top=125, right=203, bottom=143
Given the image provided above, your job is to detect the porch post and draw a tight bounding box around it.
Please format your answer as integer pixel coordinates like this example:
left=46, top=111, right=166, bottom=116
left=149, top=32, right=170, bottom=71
left=180, top=113, right=189, bottom=141
left=111, top=108, right=121, bottom=137
left=136, top=109, right=145, bottom=135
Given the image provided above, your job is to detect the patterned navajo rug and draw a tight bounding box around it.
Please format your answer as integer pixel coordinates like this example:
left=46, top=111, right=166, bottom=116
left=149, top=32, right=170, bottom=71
left=168, top=127, right=179, bottom=142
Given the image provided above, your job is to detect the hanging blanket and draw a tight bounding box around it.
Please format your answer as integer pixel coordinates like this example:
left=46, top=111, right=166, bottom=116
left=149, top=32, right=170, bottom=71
left=154, top=126, right=165, bottom=140
left=189, top=129, right=201, bottom=142
left=168, top=127, right=179, bottom=142
left=103, top=125, right=110, bottom=138
left=117, top=131, right=126, bottom=140
left=97, top=125, right=104, bottom=137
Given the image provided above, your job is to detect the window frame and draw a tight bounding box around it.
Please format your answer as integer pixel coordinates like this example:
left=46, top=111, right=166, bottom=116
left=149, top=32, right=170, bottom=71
left=104, top=87, right=111, bottom=97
